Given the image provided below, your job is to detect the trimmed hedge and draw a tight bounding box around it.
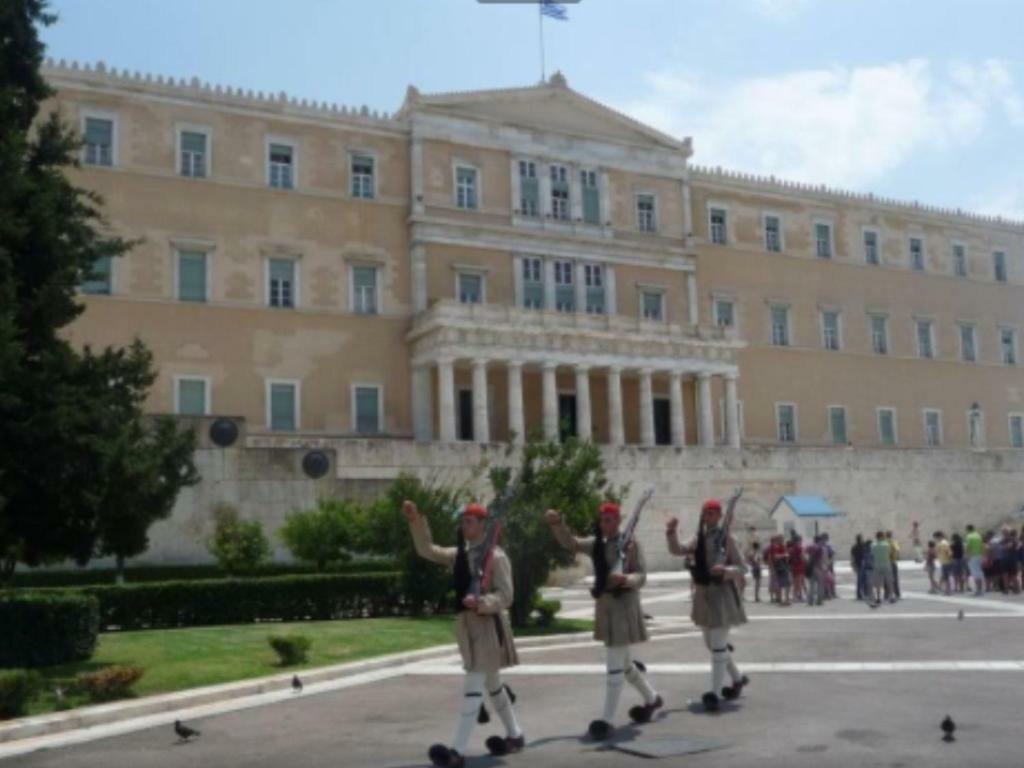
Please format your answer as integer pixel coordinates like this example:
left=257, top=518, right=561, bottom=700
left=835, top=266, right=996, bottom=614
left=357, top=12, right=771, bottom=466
left=79, top=573, right=405, bottom=630
left=11, top=559, right=398, bottom=589
left=0, top=593, right=100, bottom=668
left=0, top=670, right=41, bottom=720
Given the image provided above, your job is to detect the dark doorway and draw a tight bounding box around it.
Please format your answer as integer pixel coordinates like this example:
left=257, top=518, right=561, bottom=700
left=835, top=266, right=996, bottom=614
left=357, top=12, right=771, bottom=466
left=457, top=389, right=473, bottom=441
left=654, top=397, right=672, bottom=445
left=558, top=394, right=577, bottom=442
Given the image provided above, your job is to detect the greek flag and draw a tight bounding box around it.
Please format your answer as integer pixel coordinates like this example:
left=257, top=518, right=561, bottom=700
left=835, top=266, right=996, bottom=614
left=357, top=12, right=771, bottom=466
left=541, top=1, right=568, bottom=21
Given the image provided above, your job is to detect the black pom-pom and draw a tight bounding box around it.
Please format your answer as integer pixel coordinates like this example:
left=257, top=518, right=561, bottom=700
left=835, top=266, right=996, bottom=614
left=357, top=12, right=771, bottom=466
left=485, top=735, right=509, bottom=756
left=588, top=719, right=612, bottom=740
left=428, top=743, right=451, bottom=767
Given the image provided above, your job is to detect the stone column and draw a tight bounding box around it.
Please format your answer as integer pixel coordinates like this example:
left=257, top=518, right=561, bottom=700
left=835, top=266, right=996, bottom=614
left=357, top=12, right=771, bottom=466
left=512, top=254, right=523, bottom=308
left=411, top=242, right=427, bottom=313
left=574, top=261, right=587, bottom=315
left=543, top=258, right=556, bottom=311
left=472, top=359, right=490, bottom=443
left=510, top=157, right=521, bottom=217
left=507, top=361, right=525, bottom=444
left=669, top=371, right=685, bottom=447
left=681, top=174, right=693, bottom=243
left=725, top=372, right=741, bottom=448
left=686, top=272, right=699, bottom=326
left=438, top=358, right=456, bottom=443
left=697, top=371, right=714, bottom=447
left=639, top=368, right=655, bottom=447
left=412, top=363, right=432, bottom=441
left=607, top=366, right=624, bottom=446
left=542, top=361, right=558, bottom=440
left=605, top=265, right=617, bottom=316
left=575, top=365, right=592, bottom=441
left=540, top=165, right=553, bottom=219
left=411, top=138, right=424, bottom=216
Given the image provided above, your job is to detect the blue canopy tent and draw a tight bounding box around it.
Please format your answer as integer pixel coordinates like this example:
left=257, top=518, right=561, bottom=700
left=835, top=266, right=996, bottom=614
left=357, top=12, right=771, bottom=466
left=770, top=495, right=842, bottom=538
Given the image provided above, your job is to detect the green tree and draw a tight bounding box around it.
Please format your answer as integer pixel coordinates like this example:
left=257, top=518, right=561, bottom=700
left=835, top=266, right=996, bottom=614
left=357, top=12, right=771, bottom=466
left=491, top=438, right=620, bottom=628
left=0, top=2, right=198, bottom=582
left=279, top=498, right=358, bottom=572
left=207, top=504, right=271, bottom=574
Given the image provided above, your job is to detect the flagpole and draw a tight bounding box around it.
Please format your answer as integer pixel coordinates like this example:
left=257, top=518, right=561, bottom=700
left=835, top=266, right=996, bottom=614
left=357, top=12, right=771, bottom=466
left=539, top=3, right=546, bottom=82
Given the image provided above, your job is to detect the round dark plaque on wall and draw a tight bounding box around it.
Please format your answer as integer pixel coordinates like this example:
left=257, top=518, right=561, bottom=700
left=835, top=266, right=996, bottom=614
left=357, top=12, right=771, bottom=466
left=208, top=418, right=239, bottom=448
left=302, top=450, right=330, bottom=479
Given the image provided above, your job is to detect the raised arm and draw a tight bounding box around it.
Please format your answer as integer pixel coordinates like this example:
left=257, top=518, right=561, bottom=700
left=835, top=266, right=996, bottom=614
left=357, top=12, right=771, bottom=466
left=403, top=500, right=456, bottom=568
left=665, top=517, right=694, bottom=557
left=475, top=549, right=514, bottom=615
left=544, top=509, right=594, bottom=554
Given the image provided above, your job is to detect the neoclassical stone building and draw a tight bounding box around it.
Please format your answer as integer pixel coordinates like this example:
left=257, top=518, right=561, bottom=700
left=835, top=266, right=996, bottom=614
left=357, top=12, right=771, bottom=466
left=46, top=60, right=1024, bottom=453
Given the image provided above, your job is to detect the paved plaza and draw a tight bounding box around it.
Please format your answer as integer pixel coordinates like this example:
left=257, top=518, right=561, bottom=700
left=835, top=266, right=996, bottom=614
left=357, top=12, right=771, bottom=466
left=12, top=566, right=1024, bottom=768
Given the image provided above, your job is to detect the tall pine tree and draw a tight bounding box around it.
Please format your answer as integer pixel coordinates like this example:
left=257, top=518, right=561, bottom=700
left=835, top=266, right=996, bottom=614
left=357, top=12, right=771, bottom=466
left=0, top=1, right=198, bottom=583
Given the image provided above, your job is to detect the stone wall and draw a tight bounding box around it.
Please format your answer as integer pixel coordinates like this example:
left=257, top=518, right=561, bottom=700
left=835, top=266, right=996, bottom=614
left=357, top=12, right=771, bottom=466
left=134, top=435, right=1024, bottom=571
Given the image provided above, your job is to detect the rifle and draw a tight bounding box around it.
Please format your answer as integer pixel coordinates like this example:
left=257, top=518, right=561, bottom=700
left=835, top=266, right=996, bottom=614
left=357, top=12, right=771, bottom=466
left=596, top=487, right=654, bottom=597
left=477, top=477, right=518, bottom=593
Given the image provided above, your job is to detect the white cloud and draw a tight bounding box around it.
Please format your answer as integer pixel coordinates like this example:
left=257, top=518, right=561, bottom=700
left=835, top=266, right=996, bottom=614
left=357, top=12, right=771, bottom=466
left=617, top=59, right=1023, bottom=191
left=749, top=0, right=813, bottom=19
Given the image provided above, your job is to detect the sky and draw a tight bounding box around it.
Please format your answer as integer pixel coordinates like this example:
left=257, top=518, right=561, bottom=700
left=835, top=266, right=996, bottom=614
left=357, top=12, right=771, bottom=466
left=40, top=0, right=1024, bottom=220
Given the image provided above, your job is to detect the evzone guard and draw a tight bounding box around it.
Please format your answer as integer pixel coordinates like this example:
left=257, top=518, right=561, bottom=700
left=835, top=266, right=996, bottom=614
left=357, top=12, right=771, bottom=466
left=666, top=491, right=750, bottom=712
left=403, top=499, right=525, bottom=768
left=545, top=492, right=663, bottom=740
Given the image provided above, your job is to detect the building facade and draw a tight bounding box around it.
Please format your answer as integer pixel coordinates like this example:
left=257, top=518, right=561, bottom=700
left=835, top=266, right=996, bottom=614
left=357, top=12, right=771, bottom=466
left=47, top=60, right=1024, bottom=454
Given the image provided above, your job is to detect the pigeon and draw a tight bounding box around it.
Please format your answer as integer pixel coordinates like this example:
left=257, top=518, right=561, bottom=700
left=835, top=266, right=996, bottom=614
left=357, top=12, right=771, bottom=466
left=941, top=715, right=955, bottom=742
left=174, top=720, right=200, bottom=742
left=957, top=610, right=964, bottom=621
left=292, top=674, right=303, bottom=693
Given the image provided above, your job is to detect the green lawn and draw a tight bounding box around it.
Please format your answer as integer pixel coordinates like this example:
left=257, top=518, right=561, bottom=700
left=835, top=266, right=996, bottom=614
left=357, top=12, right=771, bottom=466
left=24, top=616, right=590, bottom=717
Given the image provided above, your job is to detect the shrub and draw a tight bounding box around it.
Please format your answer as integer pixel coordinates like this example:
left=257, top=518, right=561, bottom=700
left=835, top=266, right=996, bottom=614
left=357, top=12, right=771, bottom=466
left=279, top=499, right=359, bottom=571
left=79, top=572, right=404, bottom=630
left=0, top=592, right=99, bottom=668
left=268, top=634, right=311, bottom=666
left=75, top=665, right=144, bottom=703
left=533, top=598, right=561, bottom=627
left=0, top=670, right=41, bottom=720
left=207, top=504, right=271, bottom=574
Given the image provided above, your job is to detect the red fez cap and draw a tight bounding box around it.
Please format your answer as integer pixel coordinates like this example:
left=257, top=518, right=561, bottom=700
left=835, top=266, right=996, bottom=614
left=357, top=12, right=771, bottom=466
left=463, top=502, right=487, bottom=519
left=598, top=501, right=621, bottom=519
left=701, top=499, right=722, bottom=514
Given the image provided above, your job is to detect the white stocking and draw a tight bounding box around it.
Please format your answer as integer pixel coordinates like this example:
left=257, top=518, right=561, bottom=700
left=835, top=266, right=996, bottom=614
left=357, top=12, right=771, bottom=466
left=485, top=672, right=523, bottom=739
left=602, top=645, right=628, bottom=722
left=703, top=627, right=737, bottom=693
left=622, top=647, right=658, bottom=705
left=451, top=672, right=485, bottom=753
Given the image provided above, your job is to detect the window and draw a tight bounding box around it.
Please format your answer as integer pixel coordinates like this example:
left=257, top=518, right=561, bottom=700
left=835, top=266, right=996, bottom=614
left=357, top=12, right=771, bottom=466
left=83, top=116, right=114, bottom=166
left=175, top=377, right=209, bottom=416
left=581, top=169, right=600, bottom=225
left=641, top=290, right=663, bottom=321
left=268, top=381, right=299, bottom=431
left=923, top=409, right=942, bottom=447
left=815, top=222, right=832, bottom=259
left=455, top=166, right=478, bottom=209
left=952, top=243, right=967, bottom=277
left=821, top=311, right=840, bottom=351
left=909, top=237, right=924, bottom=271
left=877, top=408, right=897, bottom=446
left=550, top=165, right=569, bottom=220
left=522, top=257, right=544, bottom=309
left=1010, top=414, right=1024, bottom=449
left=870, top=314, right=888, bottom=355
left=351, top=153, right=375, bottom=199
left=709, top=207, right=727, bottom=245
left=584, top=263, right=604, bottom=314
left=177, top=250, right=207, bottom=302
left=863, top=230, right=879, bottom=265
left=764, top=214, right=782, bottom=252
left=776, top=403, right=797, bottom=443
left=714, top=299, right=735, bottom=328
left=1001, top=328, right=1017, bottom=365
left=353, top=385, right=382, bottom=435
left=179, top=129, right=208, bottom=178
left=994, top=251, right=1007, bottom=283
left=770, top=304, right=790, bottom=346
left=828, top=406, right=848, bottom=445
left=519, top=161, right=538, bottom=217
left=553, top=260, right=574, bottom=312
left=959, top=324, right=977, bottom=362
left=457, top=272, right=483, bottom=304
left=82, top=256, right=112, bottom=295
left=267, top=142, right=294, bottom=189
left=268, top=258, right=296, bottom=308
left=352, top=266, right=378, bottom=314
left=636, top=194, right=656, bottom=232
left=916, top=319, right=934, bottom=359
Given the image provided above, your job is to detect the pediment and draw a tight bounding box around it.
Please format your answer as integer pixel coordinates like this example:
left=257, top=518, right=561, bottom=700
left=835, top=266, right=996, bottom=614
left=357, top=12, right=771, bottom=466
left=404, top=74, right=686, bottom=152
